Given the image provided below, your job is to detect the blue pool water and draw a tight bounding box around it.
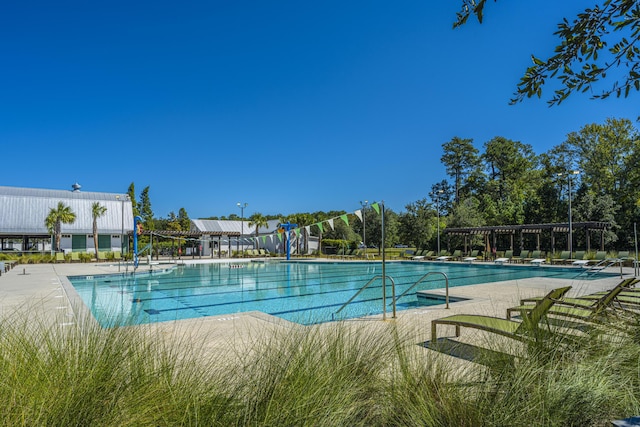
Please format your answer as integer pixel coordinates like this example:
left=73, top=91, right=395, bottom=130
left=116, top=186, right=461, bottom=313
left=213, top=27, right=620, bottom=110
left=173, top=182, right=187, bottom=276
left=68, top=261, right=612, bottom=327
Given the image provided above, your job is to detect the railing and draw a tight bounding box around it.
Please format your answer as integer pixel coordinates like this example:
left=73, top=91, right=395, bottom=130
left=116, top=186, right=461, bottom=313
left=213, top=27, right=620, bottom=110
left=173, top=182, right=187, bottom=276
left=137, top=243, right=152, bottom=256
left=574, top=258, right=624, bottom=279
left=393, top=271, right=450, bottom=309
left=333, top=275, right=396, bottom=321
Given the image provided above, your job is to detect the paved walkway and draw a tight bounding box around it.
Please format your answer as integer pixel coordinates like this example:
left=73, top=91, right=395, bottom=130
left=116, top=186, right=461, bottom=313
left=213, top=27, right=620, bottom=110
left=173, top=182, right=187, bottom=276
left=0, top=258, right=634, bottom=363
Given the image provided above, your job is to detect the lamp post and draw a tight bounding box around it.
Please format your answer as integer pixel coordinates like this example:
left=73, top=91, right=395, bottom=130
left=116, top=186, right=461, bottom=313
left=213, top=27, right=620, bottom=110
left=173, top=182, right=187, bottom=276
left=360, top=200, right=368, bottom=250
left=430, top=190, right=444, bottom=254
left=557, top=170, right=580, bottom=254
left=116, top=194, right=128, bottom=272
left=237, top=202, right=248, bottom=255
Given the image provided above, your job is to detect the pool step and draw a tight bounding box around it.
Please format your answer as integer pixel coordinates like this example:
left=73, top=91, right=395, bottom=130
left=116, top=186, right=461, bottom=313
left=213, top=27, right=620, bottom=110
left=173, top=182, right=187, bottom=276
left=416, top=291, right=468, bottom=306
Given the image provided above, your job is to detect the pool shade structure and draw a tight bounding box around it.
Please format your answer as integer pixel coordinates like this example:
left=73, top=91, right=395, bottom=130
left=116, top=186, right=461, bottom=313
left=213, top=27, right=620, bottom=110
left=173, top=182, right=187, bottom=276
left=444, top=222, right=610, bottom=255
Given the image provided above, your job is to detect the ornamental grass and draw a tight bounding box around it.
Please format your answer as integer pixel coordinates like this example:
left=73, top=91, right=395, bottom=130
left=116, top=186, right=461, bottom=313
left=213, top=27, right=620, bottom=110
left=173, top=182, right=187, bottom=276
left=0, top=307, right=639, bottom=425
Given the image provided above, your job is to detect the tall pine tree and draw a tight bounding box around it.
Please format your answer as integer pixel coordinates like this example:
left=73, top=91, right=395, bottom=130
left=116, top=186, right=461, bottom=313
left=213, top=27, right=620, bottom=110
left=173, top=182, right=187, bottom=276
left=140, top=186, right=154, bottom=230
left=127, top=182, right=139, bottom=217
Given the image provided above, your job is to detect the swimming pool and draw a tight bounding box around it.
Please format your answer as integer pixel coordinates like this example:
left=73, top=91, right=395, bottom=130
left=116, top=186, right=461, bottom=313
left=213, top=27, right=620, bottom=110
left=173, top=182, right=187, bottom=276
left=68, top=261, right=612, bottom=327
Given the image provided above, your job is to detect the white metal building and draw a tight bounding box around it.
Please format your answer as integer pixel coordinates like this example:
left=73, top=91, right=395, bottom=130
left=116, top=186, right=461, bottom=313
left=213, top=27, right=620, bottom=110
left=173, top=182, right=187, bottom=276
left=0, top=184, right=133, bottom=253
left=190, top=219, right=318, bottom=256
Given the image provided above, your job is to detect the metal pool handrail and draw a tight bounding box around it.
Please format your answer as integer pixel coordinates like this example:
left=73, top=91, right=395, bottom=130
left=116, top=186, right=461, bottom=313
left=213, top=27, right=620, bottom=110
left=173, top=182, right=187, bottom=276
left=333, top=275, right=396, bottom=321
left=393, top=271, right=450, bottom=309
left=573, top=258, right=624, bottom=279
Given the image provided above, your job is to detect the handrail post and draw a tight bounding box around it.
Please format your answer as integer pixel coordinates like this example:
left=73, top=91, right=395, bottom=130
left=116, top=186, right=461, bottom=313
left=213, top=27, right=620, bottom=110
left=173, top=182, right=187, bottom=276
left=381, top=202, right=386, bottom=320
left=446, top=275, right=449, bottom=309
left=620, top=259, right=623, bottom=279
left=391, top=275, right=397, bottom=318
left=382, top=275, right=386, bottom=321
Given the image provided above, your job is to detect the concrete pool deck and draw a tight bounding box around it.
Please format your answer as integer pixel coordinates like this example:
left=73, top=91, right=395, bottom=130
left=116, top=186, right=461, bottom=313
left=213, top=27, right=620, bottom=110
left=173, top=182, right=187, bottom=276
left=0, top=258, right=635, bottom=364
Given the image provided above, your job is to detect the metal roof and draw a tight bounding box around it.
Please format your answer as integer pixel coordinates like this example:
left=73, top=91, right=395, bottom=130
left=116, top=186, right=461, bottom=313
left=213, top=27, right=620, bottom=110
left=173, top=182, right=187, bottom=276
left=0, top=185, right=133, bottom=235
left=0, top=185, right=126, bottom=201
left=191, top=219, right=255, bottom=234
left=191, top=219, right=281, bottom=235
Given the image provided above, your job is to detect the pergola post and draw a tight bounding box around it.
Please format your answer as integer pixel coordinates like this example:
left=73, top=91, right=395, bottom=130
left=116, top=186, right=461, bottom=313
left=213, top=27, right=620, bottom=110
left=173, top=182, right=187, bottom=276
left=492, top=232, right=497, bottom=259
left=484, top=234, right=489, bottom=260
left=519, top=231, right=524, bottom=254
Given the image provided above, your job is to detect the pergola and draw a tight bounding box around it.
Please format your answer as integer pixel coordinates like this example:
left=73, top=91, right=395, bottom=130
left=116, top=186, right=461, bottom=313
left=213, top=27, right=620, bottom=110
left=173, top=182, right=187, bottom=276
left=444, top=221, right=610, bottom=255
left=136, top=230, right=240, bottom=258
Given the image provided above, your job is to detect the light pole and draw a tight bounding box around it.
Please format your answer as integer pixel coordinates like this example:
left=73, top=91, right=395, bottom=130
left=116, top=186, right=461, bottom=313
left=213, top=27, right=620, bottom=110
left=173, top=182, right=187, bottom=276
left=360, top=200, right=368, bottom=249
left=557, top=170, right=580, bottom=254
left=237, top=202, right=248, bottom=255
left=116, top=194, right=128, bottom=272
left=430, top=190, right=444, bottom=254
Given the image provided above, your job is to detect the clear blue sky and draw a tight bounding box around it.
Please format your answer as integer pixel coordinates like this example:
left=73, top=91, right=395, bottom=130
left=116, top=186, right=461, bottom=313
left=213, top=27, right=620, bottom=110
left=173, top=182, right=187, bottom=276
left=2, top=1, right=637, bottom=219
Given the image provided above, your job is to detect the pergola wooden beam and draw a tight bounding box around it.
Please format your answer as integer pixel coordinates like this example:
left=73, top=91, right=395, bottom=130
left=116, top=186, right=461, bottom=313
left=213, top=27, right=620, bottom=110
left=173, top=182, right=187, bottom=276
left=132, top=230, right=240, bottom=237
left=444, top=222, right=610, bottom=252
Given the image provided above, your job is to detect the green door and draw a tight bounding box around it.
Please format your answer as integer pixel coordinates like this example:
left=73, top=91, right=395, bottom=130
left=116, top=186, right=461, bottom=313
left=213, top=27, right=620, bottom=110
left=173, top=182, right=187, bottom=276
left=72, top=235, right=86, bottom=251
left=98, top=235, right=111, bottom=251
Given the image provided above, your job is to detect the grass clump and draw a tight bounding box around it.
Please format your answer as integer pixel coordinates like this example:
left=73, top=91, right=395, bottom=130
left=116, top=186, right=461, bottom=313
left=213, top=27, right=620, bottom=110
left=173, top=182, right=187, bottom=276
left=1, top=308, right=640, bottom=425
left=0, top=313, right=238, bottom=426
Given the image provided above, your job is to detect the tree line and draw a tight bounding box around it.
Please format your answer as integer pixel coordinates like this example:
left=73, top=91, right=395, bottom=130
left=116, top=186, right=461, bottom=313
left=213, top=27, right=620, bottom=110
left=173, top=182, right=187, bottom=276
left=275, top=117, right=637, bottom=253
left=417, top=117, right=639, bottom=252
left=131, top=117, right=639, bottom=253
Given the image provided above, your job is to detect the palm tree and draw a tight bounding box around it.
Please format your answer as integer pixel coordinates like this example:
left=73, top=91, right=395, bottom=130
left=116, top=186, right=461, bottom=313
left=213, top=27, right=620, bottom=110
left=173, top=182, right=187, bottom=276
left=248, top=213, right=269, bottom=248
left=311, top=212, right=329, bottom=256
left=292, top=213, right=314, bottom=254
left=91, top=202, right=107, bottom=259
left=45, top=202, right=77, bottom=252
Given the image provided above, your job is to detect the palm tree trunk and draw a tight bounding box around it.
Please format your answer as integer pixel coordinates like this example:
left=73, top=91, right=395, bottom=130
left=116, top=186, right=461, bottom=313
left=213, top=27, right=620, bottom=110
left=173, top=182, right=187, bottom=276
left=302, top=228, right=307, bottom=254
left=55, top=222, right=61, bottom=252
left=93, top=221, right=99, bottom=260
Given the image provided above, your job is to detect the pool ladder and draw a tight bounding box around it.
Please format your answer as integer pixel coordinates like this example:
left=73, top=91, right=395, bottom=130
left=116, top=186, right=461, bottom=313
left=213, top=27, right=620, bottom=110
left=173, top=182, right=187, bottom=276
left=573, top=258, right=624, bottom=279
left=333, top=275, right=396, bottom=321
left=333, top=271, right=451, bottom=322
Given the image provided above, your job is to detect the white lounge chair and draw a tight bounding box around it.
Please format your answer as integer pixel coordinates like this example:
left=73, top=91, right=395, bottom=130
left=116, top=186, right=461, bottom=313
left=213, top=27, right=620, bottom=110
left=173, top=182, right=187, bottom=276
left=530, top=258, right=546, bottom=266
left=494, top=257, right=509, bottom=264
left=463, top=257, right=476, bottom=263
left=411, top=249, right=427, bottom=260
